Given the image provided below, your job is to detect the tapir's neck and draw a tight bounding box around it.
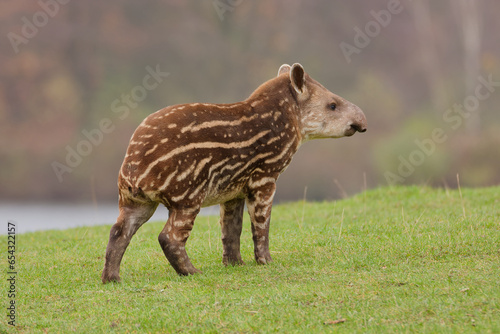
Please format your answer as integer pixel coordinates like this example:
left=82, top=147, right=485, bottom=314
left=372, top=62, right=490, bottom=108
left=245, top=76, right=303, bottom=144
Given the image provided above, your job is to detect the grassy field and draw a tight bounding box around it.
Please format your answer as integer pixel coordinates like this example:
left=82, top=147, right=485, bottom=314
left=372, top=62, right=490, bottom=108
left=1, top=186, right=499, bottom=333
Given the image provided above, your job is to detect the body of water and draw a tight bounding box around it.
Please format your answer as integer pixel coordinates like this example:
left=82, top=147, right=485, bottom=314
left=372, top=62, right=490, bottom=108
left=1, top=203, right=219, bottom=234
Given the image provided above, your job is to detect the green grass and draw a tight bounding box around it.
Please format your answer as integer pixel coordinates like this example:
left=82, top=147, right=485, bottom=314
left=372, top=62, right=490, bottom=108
left=2, top=186, right=499, bottom=333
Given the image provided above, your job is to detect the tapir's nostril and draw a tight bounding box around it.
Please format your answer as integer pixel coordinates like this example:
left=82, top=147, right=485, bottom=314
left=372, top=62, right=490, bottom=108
left=351, top=123, right=367, bottom=133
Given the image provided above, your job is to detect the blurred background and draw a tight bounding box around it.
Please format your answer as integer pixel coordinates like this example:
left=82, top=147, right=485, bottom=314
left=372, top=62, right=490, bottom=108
left=1, top=1, right=499, bottom=230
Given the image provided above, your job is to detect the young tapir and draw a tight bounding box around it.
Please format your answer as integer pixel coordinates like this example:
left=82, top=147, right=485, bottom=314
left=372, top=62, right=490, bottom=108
left=102, top=63, right=367, bottom=283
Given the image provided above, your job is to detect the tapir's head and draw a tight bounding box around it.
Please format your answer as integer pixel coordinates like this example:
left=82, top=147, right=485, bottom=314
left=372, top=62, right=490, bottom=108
left=278, top=63, right=367, bottom=141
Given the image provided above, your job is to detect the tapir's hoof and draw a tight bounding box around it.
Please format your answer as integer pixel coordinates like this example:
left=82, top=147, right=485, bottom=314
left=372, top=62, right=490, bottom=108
left=255, top=254, right=273, bottom=265
left=102, top=272, right=121, bottom=284
left=191, top=268, right=202, bottom=275
left=223, top=256, right=246, bottom=266
left=177, top=267, right=202, bottom=276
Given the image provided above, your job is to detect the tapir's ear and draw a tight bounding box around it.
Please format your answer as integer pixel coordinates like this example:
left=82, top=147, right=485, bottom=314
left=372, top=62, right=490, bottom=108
left=277, top=64, right=291, bottom=77
left=290, top=63, right=305, bottom=94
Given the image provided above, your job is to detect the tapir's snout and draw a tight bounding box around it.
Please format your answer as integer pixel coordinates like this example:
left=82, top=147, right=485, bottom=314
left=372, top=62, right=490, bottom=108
left=346, top=107, right=367, bottom=136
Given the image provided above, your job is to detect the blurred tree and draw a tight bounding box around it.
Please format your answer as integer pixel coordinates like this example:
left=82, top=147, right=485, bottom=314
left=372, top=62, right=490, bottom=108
left=409, top=0, right=450, bottom=112
left=454, top=0, right=482, bottom=135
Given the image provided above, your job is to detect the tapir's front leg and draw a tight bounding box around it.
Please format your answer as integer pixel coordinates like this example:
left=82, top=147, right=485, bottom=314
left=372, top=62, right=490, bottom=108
left=246, top=181, right=276, bottom=264
left=220, top=198, right=246, bottom=266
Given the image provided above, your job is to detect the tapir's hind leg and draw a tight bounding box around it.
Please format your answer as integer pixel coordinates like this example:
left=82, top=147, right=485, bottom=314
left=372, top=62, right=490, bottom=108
left=158, top=207, right=201, bottom=276
left=220, top=198, right=245, bottom=266
left=102, top=198, right=158, bottom=283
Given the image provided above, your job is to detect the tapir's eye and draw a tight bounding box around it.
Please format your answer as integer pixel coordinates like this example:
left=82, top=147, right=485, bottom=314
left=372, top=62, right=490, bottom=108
left=329, top=103, right=337, bottom=111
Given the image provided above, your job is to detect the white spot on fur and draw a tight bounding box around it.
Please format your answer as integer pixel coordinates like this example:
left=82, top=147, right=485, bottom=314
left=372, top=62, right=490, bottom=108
left=228, top=152, right=273, bottom=183
left=267, top=137, right=280, bottom=145
left=264, top=140, right=295, bottom=164
left=180, top=114, right=259, bottom=134
left=193, top=156, right=213, bottom=179
left=159, top=167, right=178, bottom=191
left=249, top=176, right=276, bottom=189
left=144, top=144, right=158, bottom=156
left=188, top=179, right=208, bottom=200
left=176, top=160, right=197, bottom=181
left=273, top=111, right=282, bottom=121
left=251, top=100, right=262, bottom=107
left=171, top=188, right=190, bottom=202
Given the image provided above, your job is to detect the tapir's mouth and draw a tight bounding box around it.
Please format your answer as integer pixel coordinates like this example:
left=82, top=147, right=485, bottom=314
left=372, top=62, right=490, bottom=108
left=344, top=128, right=357, bottom=137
